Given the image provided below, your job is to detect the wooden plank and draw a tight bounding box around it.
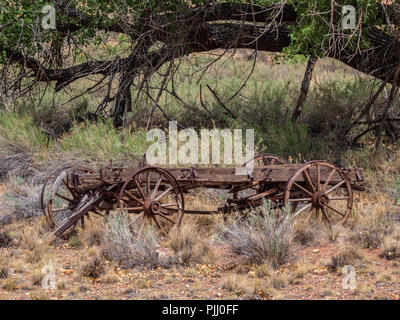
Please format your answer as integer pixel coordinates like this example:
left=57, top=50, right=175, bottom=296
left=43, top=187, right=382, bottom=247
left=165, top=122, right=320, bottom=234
left=71, top=165, right=364, bottom=188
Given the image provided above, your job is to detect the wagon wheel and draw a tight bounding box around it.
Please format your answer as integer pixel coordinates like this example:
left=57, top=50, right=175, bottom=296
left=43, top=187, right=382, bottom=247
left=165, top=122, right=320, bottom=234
left=242, top=153, right=287, bottom=168
left=283, top=160, right=353, bottom=225
left=117, top=167, right=185, bottom=236
left=42, top=167, right=96, bottom=230
left=41, top=166, right=71, bottom=222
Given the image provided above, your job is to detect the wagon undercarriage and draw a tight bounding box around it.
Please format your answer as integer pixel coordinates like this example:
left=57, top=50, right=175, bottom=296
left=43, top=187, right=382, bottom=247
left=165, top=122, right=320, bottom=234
left=40, top=154, right=365, bottom=238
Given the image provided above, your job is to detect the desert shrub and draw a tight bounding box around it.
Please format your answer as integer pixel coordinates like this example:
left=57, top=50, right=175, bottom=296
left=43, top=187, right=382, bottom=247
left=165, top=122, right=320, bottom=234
left=327, top=246, right=363, bottom=272
left=218, top=201, right=294, bottom=268
left=0, top=232, right=13, bottom=248
left=292, top=222, right=317, bottom=246
left=80, top=255, right=105, bottom=279
left=68, top=235, right=83, bottom=248
left=268, top=273, right=288, bottom=289
left=2, top=278, right=18, bottom=291
left=168, top=220, right=212, bottom=266
left=31, top=270, right=44, bottom=286
left=379, top=238, right=400, bottom=261
left=0, top=268, right=9, bottom=279
left=0, top=176, right=42, bottom=225
left=102, top=212, right=162, bottom=269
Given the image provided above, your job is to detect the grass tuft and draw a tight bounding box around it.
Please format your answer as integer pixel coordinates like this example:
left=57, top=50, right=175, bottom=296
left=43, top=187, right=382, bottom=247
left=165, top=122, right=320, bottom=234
left=219, top=201, right=293, bottom=268
left=102, top=212, right=162, bottom=269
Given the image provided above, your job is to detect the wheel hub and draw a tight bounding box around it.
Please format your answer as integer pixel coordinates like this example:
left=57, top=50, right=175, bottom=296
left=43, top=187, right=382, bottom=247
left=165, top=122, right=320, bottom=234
left=144, top=200, right=161, bottom=216
left=312, top=191, right=329, bottom=208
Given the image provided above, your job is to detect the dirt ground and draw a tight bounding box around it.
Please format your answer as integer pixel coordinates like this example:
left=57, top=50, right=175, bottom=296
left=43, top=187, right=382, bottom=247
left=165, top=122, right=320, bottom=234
left=1, top=184, right=400, bottom=300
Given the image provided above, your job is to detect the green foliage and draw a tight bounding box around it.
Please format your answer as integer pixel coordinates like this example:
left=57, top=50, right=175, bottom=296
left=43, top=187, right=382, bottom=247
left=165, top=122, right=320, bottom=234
left=0, top=1, right=384, bottom=65
left=0, top=112, right=51, bottom=154
left=287, top=0, right=380, bottom=57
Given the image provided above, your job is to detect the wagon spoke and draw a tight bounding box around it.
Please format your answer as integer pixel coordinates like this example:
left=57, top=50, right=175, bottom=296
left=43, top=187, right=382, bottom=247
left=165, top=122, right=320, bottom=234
left=316, top=207, right=322, bottom=223
left=155, top=186, right=173, bottom=201
left=322, top=168, right=336, bottom=190
left=151, top=177, right=162, bottom=199
left=51, top=207, right=73, bottom=213
left=138, top=219, right=145, bottom=236
left=157, top=212, right=176, bottom=224
left=152, top=216, right=167, bottom=236
left=293, top=182, right=313, bottom=197
left=124, top=206, right=145, bottom=212
left=292, top=203, right=312, bottom=217
left=321, top=207, right=331, bottom=224
left=125, top=190, right=144, bottom=204
left=134, top=178, right=146, bottom=200
left=161, top=208, right=175, bottom=215
left=329, top=196, right=349, bottom=200
left=316, top=164, right=320, bottom=191
left=289, top=198, right=312, bottom=203
left=326, top=180, right=345, bottom=194
left=146, top=171, right=151, bottom=197
left=325, top=204, right=345, bottom=217
left=161, top=203, right=179, bottom=207
left=62, top=179, right=78, bottom=199
left=129, top=211, right=145, bottom=227
left=55, top=192, right=74, bottom=203
left=302, top=170, right=315, bottom=193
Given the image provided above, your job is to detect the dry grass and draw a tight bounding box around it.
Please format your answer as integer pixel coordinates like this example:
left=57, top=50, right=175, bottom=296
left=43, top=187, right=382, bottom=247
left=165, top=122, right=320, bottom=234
left=168, top=219, right=213, bottom=266
left=327, top=245, right=363, bottom=272
left=221, top=274, right=248, bottom=297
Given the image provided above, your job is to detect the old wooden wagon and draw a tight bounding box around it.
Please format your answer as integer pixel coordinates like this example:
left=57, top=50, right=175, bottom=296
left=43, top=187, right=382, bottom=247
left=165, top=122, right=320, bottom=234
left=40, top=154, right=364, bottom=238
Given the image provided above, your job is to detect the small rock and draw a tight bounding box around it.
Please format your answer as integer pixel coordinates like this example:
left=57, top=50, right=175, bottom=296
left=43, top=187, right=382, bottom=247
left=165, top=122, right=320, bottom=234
left=63, top=269, right=73, bottom=275
left=312, top=249, right=320, bottom=253
left=248, top=271, right=256, bottom=278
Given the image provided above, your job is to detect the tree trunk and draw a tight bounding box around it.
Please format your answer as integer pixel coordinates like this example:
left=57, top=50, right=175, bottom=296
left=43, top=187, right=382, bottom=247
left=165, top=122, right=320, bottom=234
left=292, top=55, right=318, bottom=122
left=113, top=73, right=134, bottom=128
